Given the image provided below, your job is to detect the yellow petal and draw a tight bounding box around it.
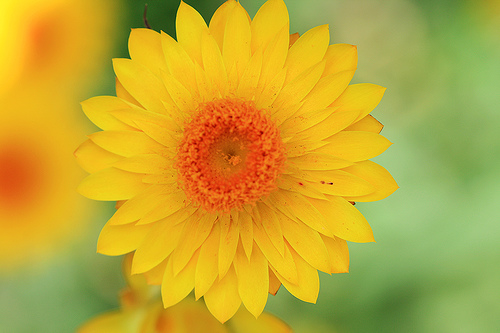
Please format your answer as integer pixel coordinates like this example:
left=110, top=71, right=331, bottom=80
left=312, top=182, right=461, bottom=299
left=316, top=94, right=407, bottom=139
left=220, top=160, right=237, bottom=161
left=308, top=196, right=375, bottom=243
left=112, top=154, right=171, bottom=175
left=268, top=268, right=282, bottom=295
left=288, top=153, right=353, bottom=171
left=296, top=110, right=360, bottom=142
left=143, top=258, right=168, bottom=285
left=136, top=201, right=199, bottom=225
left=132, top=220, right=184, bottom=274
left=277, top=174, right=327, bottom=200
left=267, top=189, right=334, bottom=237
left=321, top=235, right=349, bottom=273
left=331, top=83, right=386, bottom=121
left=285, top=140, right=328, bottom=158
left=279, top=107, right=334, bottom=135
left=251, top=0, right=289, bottom=53
left=141, top=173, right=178, bottom=185
left=234, top=242, right=269, bottom=318
left=161, top=250, right=198, bottom=308
left=97, top=221, right=152, bottom=256
left=345, top=114, right=384, bottom=133
left=201, top=29, right=228, bottom=96
left=323, top=44, right=358, bottom=77
left=238, top=209, right=254, bottom=260
left=172, top=213, right=218, bottom=275
left=116, top=201, right=126, bottom=209
left=77, top=310, right=144, bottom=333
left=116, top=78, right=141, bottom=106
left=74, top=139, right=122, bottom=174
left=161, top=31, right=196, bottom=93
left=284, top=24, right=330, bottom=85
left=204, top=265, right=241, bottom=323
left=195, top=222, right=221, bottom=299
left=194, top=61, right=219, bottom=103
left=128, top=28, right=166, bottom=77
left=237, top=50, right=263, bottom=100
left=223, top=2, right=251, bottom=81
left=342, top=160, right=398, bottom=202
left=316, top=131, right=392, bottom=161
left=253, top=224, right=298, bottom=284
left=136, top=120, right=179, bottom=148
left=295, top=70, right=355, bottom=115
left=123, top=252, right=150, bottom=291
left=107, top=185, right=170, bottom=225
left=219, top=214, right=239, bottom=279
left=137, top=191, right=188, bottom=225
left=88, top=130, right=166, bottom=158
left=112, top=58, right=172, bottom=115
left=176, top=0, right=208, bottom=66
left=160, top=70, right=196, bottom=114
left=274, top=245, right=319, bottom=303
left=231, top=62, right=243, bottom=96
left=272, top=60, right=326, bottom=125
left=209, top=0, right=238, bottom=50
left=109, top=106, right=180, bottom=133
left=81, top=96, right=136, bottom=131
left=257, top=203, right=285, bottom=256
left=256, top=25, right=289, bottom=97
left=289, top=32, right=300, bottom=47
left=78, top=168, right=148, bottom=201
left=254, top=67, right=286, bottom=110
left=304, top=170, right=375, bottom=197
left=230, top=308, right=292, bottom=333
left=155, top=298, right=227, bottom=333
left=243, top=203, right=261, bottom=220
left=278, top=212, right=332, bottom=273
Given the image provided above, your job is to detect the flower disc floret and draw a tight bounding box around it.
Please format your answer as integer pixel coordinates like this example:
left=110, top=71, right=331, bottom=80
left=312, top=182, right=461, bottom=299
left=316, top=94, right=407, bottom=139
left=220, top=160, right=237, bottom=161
left=176, top=98, right=285, bottom=213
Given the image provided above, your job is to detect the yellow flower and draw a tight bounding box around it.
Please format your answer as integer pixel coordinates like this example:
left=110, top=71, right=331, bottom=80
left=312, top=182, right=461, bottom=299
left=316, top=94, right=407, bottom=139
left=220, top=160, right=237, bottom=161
left=0, top=86, right=92, bottom=270
left=0, top=0, right=116, bottom=93
left=76, top=0, right=398, bottom=322
left=78, top=254, right=292, bottom=333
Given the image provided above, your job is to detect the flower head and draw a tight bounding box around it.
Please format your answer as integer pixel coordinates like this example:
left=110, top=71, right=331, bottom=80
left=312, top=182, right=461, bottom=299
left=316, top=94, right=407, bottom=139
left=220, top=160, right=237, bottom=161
left=77, top=0, right=398, bottom=322
left=0, top=87, right=92, bottom=270
left=0, top=0, right=116, bottom=93
left=176, top=98, right=286, bottom=213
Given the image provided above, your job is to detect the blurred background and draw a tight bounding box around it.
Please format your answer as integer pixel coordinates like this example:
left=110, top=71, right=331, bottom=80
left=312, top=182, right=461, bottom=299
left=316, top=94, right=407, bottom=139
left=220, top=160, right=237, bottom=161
left=0, top=0, right=499, bottom=332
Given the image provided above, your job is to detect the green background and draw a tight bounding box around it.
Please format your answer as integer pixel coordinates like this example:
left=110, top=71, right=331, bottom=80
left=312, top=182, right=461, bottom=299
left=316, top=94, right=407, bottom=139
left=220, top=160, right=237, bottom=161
left=1, top=0, right=499, bottom=332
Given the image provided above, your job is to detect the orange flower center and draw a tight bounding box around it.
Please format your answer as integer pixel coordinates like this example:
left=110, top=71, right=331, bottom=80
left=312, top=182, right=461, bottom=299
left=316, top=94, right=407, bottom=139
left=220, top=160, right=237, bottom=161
left=176, top=99, right=285, bottom=213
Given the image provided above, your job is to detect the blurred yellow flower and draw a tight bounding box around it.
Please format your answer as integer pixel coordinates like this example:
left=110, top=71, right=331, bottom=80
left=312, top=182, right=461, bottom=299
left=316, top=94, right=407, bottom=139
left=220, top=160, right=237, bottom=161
left=76, top=0, right=398, bottom=322
left=0, top=0, right=116, bottom=93
left=78, top=254, right=291, bottom=333
left=0, top=87, right=92, bottom=270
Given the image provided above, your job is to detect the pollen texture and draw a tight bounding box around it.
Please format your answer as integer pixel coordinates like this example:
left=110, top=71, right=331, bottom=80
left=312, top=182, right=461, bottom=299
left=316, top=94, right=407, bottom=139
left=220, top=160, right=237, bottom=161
left=176, top=99, right=285, bottom=213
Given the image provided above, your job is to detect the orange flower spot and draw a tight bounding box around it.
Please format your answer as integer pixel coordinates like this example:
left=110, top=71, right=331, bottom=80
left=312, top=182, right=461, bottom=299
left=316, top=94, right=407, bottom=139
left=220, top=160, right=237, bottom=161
left=176, top=99, right=285, bottom=213
left=27, top=11, right=61, bottom=69
left=0, top=142, right=44, bottom=210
